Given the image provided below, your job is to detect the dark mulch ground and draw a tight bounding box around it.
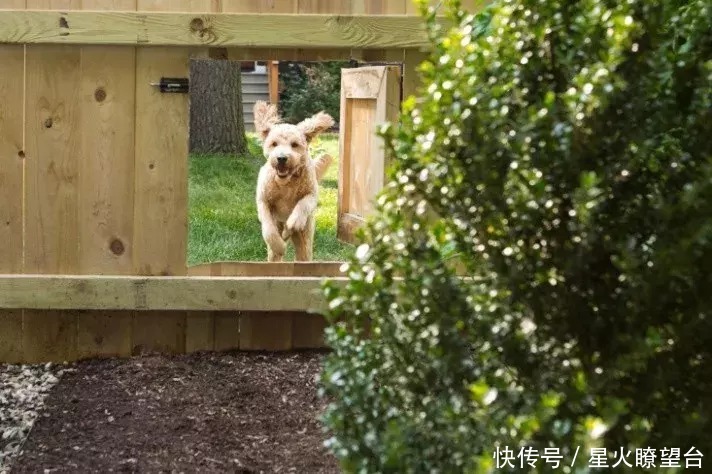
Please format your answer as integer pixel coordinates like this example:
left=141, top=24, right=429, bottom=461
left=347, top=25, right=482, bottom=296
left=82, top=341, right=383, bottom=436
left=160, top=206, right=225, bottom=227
left=11, top=351, right=339, bottom=474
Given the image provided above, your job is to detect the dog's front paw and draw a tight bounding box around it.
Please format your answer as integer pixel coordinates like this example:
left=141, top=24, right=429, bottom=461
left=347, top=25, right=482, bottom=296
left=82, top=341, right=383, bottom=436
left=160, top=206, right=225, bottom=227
left=285, top=211, right=308, bottom=237
left=262, top=228, right=286, bottom=256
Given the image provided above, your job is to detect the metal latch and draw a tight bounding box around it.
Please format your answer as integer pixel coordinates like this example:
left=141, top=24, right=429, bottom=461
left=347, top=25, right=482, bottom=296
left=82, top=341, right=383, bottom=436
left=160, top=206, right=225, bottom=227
left=150, top=77, right=190, bottom=93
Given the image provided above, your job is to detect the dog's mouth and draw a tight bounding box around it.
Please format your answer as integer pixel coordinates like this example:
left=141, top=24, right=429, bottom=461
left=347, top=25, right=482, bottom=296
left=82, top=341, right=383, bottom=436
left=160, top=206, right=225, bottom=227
left=275, top=163, right=290, bottom=178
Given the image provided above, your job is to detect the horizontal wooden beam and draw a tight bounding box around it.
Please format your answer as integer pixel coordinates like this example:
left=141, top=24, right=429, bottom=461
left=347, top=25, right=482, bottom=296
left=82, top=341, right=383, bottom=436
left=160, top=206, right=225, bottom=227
left=187, top=261, right=346, bottom=277
left=0, top=11, right=448, bottom=48
left=0, top=274, right=346, bottom=312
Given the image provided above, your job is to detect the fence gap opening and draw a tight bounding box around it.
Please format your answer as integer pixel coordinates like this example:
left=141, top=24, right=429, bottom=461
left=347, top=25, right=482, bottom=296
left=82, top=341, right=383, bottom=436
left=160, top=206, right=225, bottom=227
left=186, top=58, right=403, bottom=271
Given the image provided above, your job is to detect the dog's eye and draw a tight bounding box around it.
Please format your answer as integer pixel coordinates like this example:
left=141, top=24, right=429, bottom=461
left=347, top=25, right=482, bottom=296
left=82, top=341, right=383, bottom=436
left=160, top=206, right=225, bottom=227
left=291, top=142, right=299, bottom=148
left=270, top=141, right=277, bottom=148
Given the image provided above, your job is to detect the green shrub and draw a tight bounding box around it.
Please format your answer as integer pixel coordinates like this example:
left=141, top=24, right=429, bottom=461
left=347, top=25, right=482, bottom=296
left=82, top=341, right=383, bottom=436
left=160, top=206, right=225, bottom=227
left=278, top=61, right=352, bottom=125
left=321, top=0, right=712, bottom=472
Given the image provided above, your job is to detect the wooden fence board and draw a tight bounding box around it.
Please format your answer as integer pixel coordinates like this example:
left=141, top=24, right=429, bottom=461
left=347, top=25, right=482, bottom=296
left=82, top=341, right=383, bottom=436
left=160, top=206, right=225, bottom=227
left=78, top=46, right=136, bottom=275
left=0, top=11, right=445, bottom=49
left=337, top=66, right=400, bottom=243
left=214, top=312, right=239, bottom=351
left=74, top=46, right=137, bottom=358
left=132, top=46, right=194, bottom=353
left=0, top=275, right=341, bottom=311
left=188, top=261, right=344, bottom=277
left=23, top=44, right=82, bottom=363
left=0, top=45, right=24, bottom=363
left=291, top=311, right=327, bottom=348
left=186, top=311, right=215, bottom=352
left=76, top=310, right=133, bottom=359
left=25, top=0, right=81, bottom=9
left=239, top=312, right=293, bottom=351
left=133, top=46, right=191, bottom=277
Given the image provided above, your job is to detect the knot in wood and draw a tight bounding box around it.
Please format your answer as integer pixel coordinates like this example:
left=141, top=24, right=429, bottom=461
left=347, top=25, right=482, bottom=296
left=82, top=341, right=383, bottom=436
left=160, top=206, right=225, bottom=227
left=94, top=87, right=106, bottom=102
left=110, top=238, right=125, bottom=256
left=189, top=17, right=215, bottom=42
left=44, top=118, right=53, bottom=128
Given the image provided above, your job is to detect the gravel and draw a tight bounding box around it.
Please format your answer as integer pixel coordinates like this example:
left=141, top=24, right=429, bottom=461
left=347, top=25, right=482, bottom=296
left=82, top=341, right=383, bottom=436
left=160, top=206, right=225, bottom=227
left=0, top=362, right=71, bottom=473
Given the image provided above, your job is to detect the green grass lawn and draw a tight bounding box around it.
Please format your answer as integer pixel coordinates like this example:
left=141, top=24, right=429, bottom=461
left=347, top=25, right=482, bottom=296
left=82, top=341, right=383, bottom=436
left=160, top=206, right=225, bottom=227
left=188, top=133, right=353, bottom=265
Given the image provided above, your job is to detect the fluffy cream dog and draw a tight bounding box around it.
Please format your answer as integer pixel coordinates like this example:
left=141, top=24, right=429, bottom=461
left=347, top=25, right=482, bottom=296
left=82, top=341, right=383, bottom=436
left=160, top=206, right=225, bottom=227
left=253, top=101, right=334, bottom=262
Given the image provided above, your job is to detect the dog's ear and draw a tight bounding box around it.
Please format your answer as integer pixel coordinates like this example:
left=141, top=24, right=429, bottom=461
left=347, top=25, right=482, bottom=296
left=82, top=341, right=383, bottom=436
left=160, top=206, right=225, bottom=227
left=253, top=101, right=281, bottom=141
left=297, top=111, right=335, bottom=142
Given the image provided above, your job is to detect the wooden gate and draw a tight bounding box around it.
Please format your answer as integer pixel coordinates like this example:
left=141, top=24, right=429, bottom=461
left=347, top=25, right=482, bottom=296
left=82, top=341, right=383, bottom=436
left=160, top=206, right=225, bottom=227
left=337, top=65, right=402, bottom=243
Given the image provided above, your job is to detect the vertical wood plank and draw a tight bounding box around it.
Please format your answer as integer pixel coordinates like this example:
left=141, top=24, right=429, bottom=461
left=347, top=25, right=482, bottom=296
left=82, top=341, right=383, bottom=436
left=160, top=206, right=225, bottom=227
left=136, top=0, right=214, bottom=11
left=214, top=313, right=240, bottom=351
left=220, top=0, right=297, bottom=13
left=0, top=45, right=25, bottom=363
left=25, top=0, right=81, bottom=9
left=132, top=45, right=199, bottom=353
left=75, top=45, right=137, bottom=359
left=80, top=1, right=137, bottom=11
left=133, top=47, right=191, bottom=277
left=76, top=310, right=133, bottom=358
left=338, top=67, right=401, bottom=243
left=23, top=45, right=81, bottom=363
left=378, top=65, right=401, bottom=186
left=337, top=69, right=352, bottom=242
left=132, top=311, right=186, bottom=355
left=268, top=60, right=279, bottom=104
left=78, top=46, right=136, bottom=275
left=0, top=0, right=26, bottom=9
left=186, top=311, right=216, bottom=352
left=239, top=312, right=293, bottom=351
left=297, top=0, right=350, bottom=13
left=25, top=45, right=81, bottom=275
left=292, top=312, right=327, bottom=349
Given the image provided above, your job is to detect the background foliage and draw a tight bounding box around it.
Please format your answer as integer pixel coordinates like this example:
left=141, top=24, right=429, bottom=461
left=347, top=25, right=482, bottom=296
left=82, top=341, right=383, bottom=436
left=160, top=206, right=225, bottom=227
left=320, top=0, right=712, bottom=472
left=278, top=61, right=352, bottom=125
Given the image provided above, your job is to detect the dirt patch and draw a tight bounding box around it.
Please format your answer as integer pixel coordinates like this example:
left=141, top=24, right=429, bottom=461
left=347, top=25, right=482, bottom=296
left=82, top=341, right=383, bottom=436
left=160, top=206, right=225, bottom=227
left=11, top=351, right=339, bottom=473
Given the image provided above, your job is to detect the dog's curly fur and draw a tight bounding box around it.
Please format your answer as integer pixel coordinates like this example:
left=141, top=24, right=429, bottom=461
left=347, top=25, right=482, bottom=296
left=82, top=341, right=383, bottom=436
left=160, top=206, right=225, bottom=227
left=253, top=101, right=334, bottom=262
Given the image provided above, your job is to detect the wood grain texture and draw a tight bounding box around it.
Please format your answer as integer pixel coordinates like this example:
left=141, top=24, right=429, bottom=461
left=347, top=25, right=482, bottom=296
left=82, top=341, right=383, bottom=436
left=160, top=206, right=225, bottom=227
left=23, top=44, right=81, bottom=363
left=131, top=310, right=186, bottom=355
left=72, top=0, right=137, bottom=363
left=239, top=312, right=293, bottom=351
left=80, top=0, right=137, bottom=10
left=186, top=311, right=215, bottom=352
left=188, top=261, right=344, bottom=277
left=0, top=1, right=26, bottom=10
left=133, top=46, right=191, bottom=277
left=137, top=0, right=215, bottom=12
left=78, top=46, right=136, bottom=275
left=22, top=310, right=77, bottom=363
left=291, top=311, right=326, bottom=348
left=297, top=0, right=349, bottom=13
left=0, top=45, right=24, bottom=276
left=220, top=0, right=296, bottom=13
left=0, top=11, right=446, bottom=49
left=0, top=275, right=342, bottom=311
left=226, top=47, right=354, bottom=61
left=25, top=45, right=81, bottom=274
left=338, top=66, right=400, bottom=243
left=76, top=310, right=133, bottom=358
left=25, top=0, right=81, bottom=9
left=214, top=312, right=239, bottom=350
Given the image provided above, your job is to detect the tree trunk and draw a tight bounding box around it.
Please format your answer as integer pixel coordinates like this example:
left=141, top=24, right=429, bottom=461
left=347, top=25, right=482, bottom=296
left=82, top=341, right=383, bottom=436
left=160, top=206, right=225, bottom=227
left=189, top=58, right=248, bottom=155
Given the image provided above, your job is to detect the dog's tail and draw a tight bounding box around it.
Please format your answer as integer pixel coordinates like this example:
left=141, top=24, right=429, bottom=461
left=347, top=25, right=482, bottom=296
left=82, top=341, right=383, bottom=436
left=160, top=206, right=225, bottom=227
left=314, top=154, right=334, bottom=182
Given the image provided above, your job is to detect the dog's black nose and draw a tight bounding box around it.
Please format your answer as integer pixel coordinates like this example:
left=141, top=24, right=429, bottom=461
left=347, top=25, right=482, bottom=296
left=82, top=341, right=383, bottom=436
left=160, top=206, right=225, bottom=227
left=277, top=155, right=288, bottom=164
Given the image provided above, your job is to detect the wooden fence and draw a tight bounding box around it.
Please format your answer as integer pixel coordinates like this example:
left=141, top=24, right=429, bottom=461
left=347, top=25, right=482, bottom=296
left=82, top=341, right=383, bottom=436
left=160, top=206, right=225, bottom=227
left=0, top=0, right=485, bottom=364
